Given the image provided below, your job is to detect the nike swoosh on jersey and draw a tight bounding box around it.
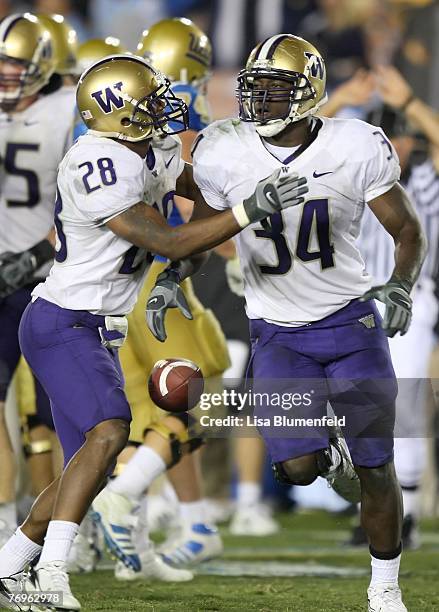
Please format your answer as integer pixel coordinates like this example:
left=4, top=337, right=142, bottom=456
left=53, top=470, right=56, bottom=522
left=24, top=120, right=39, bottom=127
left=164, top=155, right=175, bottom=169
left=313, top=170, right=333, bottom=178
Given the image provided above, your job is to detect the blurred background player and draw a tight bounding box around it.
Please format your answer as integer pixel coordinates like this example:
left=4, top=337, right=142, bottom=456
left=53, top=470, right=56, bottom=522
left=0, top=12, right=76, bottom=546
left=320, top=64, right=439, bottom=545
left=91, top=18, right=227, bottom=577
left=14, top=9, right=79, bottom=516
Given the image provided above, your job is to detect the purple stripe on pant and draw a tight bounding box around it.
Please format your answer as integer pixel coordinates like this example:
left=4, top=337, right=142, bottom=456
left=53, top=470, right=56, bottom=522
left=249, top=299, right=397, bottom=468
left=19, top=297, right=131, bottom=466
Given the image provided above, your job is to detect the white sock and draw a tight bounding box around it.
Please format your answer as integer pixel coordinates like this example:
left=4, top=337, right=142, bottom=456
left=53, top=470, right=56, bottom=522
left=0, top=502, right=17, bottom=531
left=401, top=487, right=420, bottom=519
left=236, top=482, right=261, bottom=509
left=38, top=520, right=79, bottom=566
left=0, top=527, right=42, bottom=578
left=370, top=551, right=401, bottom=587
left=109, top=446, right=166, bottom=501
left=180, top=501, right=206, bottom=526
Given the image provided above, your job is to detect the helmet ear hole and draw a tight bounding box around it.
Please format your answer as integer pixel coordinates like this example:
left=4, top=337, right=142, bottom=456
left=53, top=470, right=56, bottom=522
left=120, top=117, right=131, bottom=126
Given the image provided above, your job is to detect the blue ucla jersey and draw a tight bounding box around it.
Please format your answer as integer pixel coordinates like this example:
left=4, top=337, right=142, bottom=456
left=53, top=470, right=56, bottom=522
left=171, top=82, right=210, bottom=134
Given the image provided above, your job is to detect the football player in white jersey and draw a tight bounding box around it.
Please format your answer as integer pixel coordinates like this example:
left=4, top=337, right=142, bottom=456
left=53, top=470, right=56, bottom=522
left=0, top=54, right=307, bottom=610
left=147, top=35, right=427, bottom=612
left=0, top=13, right=76, bottom=547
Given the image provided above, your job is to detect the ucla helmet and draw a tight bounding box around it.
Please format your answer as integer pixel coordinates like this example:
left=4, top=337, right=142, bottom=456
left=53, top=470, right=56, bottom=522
left=76, top=37, right=128, bottom=76
left=0, top=13, right=55, bottom=110
left=237, top=34, right=327, bottom=137
left=76, top=54, right=189, bottom=142
left=137, top=17, right=212, bottom=85
left=36, top=13, right=78, bottom=75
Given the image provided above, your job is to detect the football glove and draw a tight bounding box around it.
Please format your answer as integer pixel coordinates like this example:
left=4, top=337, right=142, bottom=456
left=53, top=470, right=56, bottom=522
left=0, top=250, right=38, bottom=298
left=225, top=256, right=245, bottom=297
left=146, top=268, right=193, bottom=342
left=233, top=167, right=308, bottom=228
left=360, top=279, right=412, bottom=337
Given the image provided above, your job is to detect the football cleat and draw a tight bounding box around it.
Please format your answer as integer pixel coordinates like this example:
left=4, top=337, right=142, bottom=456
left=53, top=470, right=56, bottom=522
left=92, top=489, right=140, bottom=571
left=229, top=505, right=279, bottom=536
left=318, top=436, right=361, bottom=504
left=114, top=550, right=193, bottom=582
left=25, top=562, right=81, bottom=611
left=367, top=584, right=407, bottom=611
left=0, top=574, right=28, bottom=611
left=161, top=523, right=223, bottom=567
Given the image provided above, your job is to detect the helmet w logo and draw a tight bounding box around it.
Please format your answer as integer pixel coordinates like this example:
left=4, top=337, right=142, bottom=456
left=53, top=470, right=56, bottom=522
left=91, top=82, right=125, bottom=114
left=304, top=52, right=325, bottom=80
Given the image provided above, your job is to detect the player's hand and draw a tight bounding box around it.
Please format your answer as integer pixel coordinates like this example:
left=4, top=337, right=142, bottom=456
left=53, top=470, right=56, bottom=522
left=146, top=268, right=193, bottom=342
left=243, top=167, right=308, bottom=223
left=360, top=280, right=412, bottom=337
left=375, top=65, right=413, bottom=110
left=0, top=250, right=37, bottom=298
left=225, top=256, right=245, bottom=297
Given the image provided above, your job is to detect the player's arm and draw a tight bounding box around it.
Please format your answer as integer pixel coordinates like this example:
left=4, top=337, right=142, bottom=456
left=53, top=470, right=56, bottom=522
left=376, top=65, right=439, bottom=148
left=0, top=228, right=56, bottom=298
left=135, top=167, right=308, bottom=341
left=361, top=183, right=427, bottom=336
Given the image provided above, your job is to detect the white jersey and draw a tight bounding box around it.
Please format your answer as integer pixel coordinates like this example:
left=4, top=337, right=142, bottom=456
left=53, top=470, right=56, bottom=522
left=0, top=87, right=76, bottom=277
left=33, top=133, right=184, bottom=315
left=359, top=159, right=439, bottom=285
left=193, top=116, right=400, bottom=325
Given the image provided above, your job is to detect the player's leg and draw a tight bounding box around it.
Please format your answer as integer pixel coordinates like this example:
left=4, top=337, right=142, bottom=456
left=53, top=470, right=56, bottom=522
left=17, top=298, right=133, bottom=609
left=92, top=338, right=193, bottom=581
left=250, top=320, right=360, bottom=503
left=326, top=299, right=406, bottom=611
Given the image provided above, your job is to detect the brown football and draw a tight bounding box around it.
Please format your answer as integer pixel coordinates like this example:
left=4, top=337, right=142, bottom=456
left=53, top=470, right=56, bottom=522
left=148, top=358, right=204, bottom=413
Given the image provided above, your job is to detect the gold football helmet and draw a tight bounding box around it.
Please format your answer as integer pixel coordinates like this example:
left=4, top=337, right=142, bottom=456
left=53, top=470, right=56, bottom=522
left=0, top=13, right=55, bottom=109
left=76, top=37, right=127, bottom=76
left=76, top=54, right=189, bottom=142
left=36, top=13, right=77, bottom=75
left=137, top=17, right=212, bottom=85
left=237, top=34, right=327, bottom=137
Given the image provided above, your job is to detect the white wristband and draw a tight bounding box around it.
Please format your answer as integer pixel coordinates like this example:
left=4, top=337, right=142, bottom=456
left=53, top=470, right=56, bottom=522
left=232, top=202, right=250, bottom=229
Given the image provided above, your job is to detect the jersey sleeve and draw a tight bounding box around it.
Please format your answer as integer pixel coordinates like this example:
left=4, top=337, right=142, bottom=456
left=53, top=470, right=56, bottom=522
left=71, top=145, right=145, bottom=224
left=192, top=133, right=229, bottom=211
left=355, top=125, right=401, bottom=202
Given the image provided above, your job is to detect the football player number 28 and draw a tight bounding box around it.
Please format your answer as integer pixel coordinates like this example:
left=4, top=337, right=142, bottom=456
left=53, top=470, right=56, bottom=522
left=254, top=199, right=335, bottom=274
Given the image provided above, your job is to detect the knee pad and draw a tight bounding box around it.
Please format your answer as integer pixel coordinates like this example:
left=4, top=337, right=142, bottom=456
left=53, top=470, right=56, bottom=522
left=145, top=420, right=204, bottom=468
left=23, top=439, right=53, bottom=458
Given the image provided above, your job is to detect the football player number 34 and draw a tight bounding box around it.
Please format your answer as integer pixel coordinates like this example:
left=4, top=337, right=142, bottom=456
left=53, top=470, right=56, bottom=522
left=255, top=199, right=335, bottom=274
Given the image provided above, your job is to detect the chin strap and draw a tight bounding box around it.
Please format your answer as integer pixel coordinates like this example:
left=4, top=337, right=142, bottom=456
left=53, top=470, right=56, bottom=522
left=255, top=93, right=329, bottom=137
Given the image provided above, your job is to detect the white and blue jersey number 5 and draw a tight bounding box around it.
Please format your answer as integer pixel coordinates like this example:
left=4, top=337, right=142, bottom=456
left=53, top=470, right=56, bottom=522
left=254, top=199, right=335, bottom=274
left=2, top=143, right=40, bottom=207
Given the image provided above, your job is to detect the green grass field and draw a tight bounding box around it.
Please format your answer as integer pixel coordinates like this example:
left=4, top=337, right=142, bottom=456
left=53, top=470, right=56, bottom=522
left=71, top=512, right=439, bottom=612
